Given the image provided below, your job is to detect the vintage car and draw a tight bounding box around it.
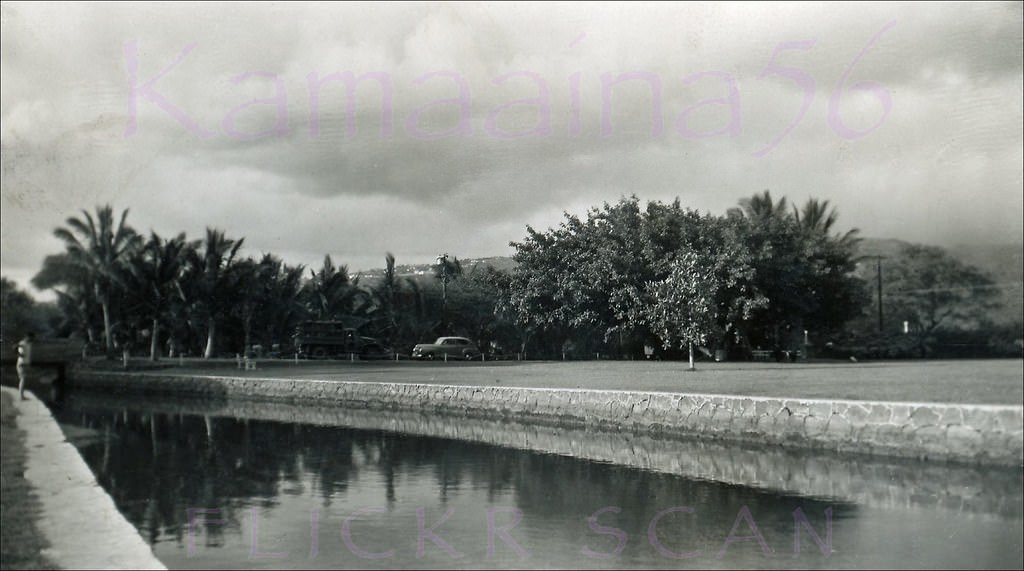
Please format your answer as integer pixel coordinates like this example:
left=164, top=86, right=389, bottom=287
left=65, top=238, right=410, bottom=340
left=411, top=336, right=481, bottom=360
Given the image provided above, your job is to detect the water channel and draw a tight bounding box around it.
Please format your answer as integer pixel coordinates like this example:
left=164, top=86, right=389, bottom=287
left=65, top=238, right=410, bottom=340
left=41, top=387, right=1024, bottom=570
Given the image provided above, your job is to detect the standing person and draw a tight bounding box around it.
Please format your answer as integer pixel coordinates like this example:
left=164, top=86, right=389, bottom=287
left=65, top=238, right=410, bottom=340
left=16, top=333, right=34, bottom=400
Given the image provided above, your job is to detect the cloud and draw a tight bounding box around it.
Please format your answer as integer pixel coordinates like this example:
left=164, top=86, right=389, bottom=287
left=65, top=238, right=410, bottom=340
left=2, top=1, right=1021, bottom=299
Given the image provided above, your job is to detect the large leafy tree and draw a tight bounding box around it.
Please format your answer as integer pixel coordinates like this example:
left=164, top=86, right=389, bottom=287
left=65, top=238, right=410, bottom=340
left=506, top=208, right=606, bottom=353
left=507, top=192, right=867, bottom=359
left=878, top=244, right=1001, bottom=355
left=1, top=278, right=59, bottom=343
left=32, top=254, right=101, bottom=344
left=508, top=196, right=763, bottom=357
left=647, top=252, right=726, bottom=371
left=645, top=222, right=768, bottom=369
left=727, top=191, right=867, bottom=349
left=44, top=206, right=142, bottom=356
left=506, top=198, right=652, bottom=354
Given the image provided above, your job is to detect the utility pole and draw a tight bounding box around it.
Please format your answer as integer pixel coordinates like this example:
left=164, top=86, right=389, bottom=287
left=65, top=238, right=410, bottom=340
left=876, top=256, right=884, bottom=334
left=866, top=255, right=886, bottom=334
left=437, top=253, right=449, bottom=333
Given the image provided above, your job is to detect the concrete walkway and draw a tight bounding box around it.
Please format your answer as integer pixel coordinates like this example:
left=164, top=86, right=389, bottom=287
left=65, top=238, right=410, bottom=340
left=2, top=386, right=166, bottom=570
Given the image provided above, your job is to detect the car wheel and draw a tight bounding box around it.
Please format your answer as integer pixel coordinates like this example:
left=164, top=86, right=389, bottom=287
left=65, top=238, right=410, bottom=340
left=462, top=350, right=476, bottom=361
left=311, top=347, right=328, bottom=359
left=425, top=352, right=435, bottom=361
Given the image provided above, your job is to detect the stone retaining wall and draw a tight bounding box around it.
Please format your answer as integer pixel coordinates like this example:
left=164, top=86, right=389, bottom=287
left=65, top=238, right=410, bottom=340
left=68, top=370, right=1024, bottom=466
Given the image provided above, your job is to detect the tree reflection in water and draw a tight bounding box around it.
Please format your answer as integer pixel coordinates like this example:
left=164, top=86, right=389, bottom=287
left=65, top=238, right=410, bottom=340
left=50, top=396, right=1023, bottom=570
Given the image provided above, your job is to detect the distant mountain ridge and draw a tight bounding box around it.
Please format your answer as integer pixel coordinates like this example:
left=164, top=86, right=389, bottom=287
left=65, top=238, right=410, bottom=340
left=357, top=256, right=516, bottom=279
left=357, top=240, right=1022, bottom=282
left=858, top=238, right=1024, bottom=282
left=858, top=238, right=1023, bottom=325
left=354, top=240, right=1023, bottom=323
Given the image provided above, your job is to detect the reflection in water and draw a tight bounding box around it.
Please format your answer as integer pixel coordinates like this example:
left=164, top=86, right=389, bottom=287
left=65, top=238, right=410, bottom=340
left=51, top=393, right=1022, bottom=570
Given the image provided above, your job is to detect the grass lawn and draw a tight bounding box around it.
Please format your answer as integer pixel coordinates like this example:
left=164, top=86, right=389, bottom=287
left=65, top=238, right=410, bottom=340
left=0, top=390, right=57, bottom=571
left=93, top=356, right=1024, bottom=405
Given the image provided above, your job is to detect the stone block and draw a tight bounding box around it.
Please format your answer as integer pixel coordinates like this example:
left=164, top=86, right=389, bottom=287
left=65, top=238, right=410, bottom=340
left=873, top=423, right=904, bottom=444
left=936, top=406, right=965, bottom=426
left=804, top=415, right=829, bottom=437
left=866, top=404, right=893, bottom=424
left=809, top=402, right=833, bottom=419
left=825, top=414, right=853, bottom=439
left=996, top=408, right=1024, bottom=432
left=755, top=399, right=774, bottom=418
left=907, top=425, right=947, bottom=449
left=961, top=408, right=999, bottom=432
left=889, top=404, right=912, bottom=424
left=946, top=425, right=984, bottom=453
left=783, top=401, right=810, bottom=418
left=909, top=406, right=941, bottom=428
left=781, top=411, right=805, bottom=435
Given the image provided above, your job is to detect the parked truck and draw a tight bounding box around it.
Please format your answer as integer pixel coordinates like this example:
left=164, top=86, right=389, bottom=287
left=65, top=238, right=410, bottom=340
left=293, top=321, right=390, bottom=360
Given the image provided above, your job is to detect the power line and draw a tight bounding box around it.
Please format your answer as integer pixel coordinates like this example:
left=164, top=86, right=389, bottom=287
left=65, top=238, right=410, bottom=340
left=885, top=282, right=1023, bottom=296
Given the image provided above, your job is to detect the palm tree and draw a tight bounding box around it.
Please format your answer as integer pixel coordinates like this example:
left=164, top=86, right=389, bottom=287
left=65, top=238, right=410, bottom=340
left=234, top=254, right=306, bottom=353
left=728, top=190, right=790, bottom=222
left=190, top=228, right=244, bottom=358
left=48, top=206, right=141, bottom=356
left=304, top=255, right=364, bottom=321
left=119, top=232, right=194, bottom=360
left=260, top=257, right=307, bottom=350
left=794, top=198, right=862, bottom=250
left=371, top=253, right=399, bottom=346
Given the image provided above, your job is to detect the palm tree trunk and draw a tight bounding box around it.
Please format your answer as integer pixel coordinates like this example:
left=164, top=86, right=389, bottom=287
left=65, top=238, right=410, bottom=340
left=243, top=314, right=252, bottom=355
left=688, top=341, right=696, bottom=371
left=150, top=317, right=160, bottom=361
left=204, top=317, right=216, bottom=359
left=102, top=300, right=114, bottom=357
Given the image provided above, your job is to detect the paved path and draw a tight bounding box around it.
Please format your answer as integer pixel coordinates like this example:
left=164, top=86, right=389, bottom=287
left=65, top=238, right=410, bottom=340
left=2, top=386, right=166, bottom=570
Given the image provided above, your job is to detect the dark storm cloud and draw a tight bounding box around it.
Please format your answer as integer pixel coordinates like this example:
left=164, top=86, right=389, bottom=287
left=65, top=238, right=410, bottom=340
left=2, top=2, right=1022, bottom=295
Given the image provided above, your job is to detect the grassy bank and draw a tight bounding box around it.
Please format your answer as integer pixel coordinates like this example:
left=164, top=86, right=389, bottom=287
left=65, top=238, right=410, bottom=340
left=74, top=357, right=1024, bottom=405
left=0, top=391, right=58, bottom=570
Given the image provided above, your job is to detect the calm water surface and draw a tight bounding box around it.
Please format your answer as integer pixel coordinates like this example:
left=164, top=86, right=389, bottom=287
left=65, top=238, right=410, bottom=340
left=49, top=391, right=1023, bottom=570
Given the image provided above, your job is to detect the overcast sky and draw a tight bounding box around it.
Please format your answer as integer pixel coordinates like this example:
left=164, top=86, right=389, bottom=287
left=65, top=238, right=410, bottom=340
left=2, top=2, right=1022, bottom=298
